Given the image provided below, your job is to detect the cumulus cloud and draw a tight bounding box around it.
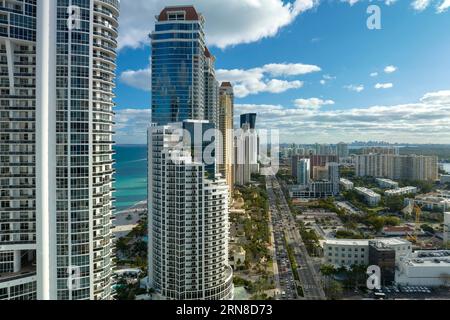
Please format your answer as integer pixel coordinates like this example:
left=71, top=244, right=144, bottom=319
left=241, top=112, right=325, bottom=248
left=344, top=84, right=365, bottom=92
left=120, top=68, right=152, bottom=91
left=384, top=65, right=398, bottom=74
left=118, top=0, right=319, bottom=50
left=411, top=0, right=432, bottom=10
left=120, top=62, right=318, bottom=97
left=216, top=63, right=320, bottom=98
left=437, top=0, right=450, bottom=12
left=294, top=98, right=335, bottom=109
left=370, top=72, right=379, bottom=77
left=115, top=90, right=450, bottom=144
left=232, top=89, right=450, bottom=143
left=375, top=83, right=394, bottom=89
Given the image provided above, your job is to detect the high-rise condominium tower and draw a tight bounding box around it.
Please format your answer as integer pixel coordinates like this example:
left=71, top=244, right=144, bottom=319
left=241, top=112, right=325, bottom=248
left=0, top=0, right=119, bottom=300
left=148, top=5, right=233, bottom=300
left=219, top=82, right=234, bottom=196
left=151, top=5, right=206, bottom=125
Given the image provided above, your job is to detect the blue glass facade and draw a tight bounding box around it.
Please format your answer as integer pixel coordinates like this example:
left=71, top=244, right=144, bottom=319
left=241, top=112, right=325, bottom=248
left=151, top=20, right=205, bottom=125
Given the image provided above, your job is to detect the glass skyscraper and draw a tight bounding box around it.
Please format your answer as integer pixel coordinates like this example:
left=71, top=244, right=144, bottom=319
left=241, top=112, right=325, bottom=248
left=0, top=0, right=119, bottom=300
left=151, top=6, right=206, bottom=125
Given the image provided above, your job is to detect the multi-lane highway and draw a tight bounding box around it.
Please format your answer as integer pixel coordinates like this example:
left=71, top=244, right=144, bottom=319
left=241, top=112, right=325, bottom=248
left=266, top=175, right=326, bottom=300
left=266, top=178, right=298, bottom=300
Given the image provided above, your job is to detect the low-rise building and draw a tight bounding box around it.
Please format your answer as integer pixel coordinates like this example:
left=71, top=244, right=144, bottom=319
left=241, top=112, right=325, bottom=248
left=376, top=178, right=399, bottom=189
left=323, top=238, right=412, bottom=267
left=385, top=186, right=418, bottom=197
left=405, top=191, right=450, bottom=213
left=355, top=187, right=381, bottom=207
left=396, top=251, right=450, bottom=287
left=340, top=178, right=354, bottom=191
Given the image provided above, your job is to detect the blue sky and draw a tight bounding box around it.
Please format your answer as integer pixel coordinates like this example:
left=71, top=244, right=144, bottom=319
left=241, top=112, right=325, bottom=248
left=114, top=0, right=450, bottom=144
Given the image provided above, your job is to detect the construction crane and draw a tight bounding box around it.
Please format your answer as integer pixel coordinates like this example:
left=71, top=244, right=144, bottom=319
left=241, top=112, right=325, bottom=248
left=406, top=204, right=422, bottom=244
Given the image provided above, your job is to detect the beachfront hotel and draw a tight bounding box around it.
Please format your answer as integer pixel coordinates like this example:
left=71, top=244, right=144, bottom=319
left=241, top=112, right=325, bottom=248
left=147, top=5, right=234, bottom=300
left=0, top=0, right=119, bottom=300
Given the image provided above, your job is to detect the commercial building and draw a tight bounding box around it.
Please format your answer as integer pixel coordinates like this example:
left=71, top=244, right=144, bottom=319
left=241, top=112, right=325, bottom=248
left=290, top=163, right=340, bottom=199
left=323, top=238, right=411, bottom=267
left=0, top=0, right=119, bottom=300
left=147, top=6, right=233, bottom=300
left=296, top=159, right=310, bottom=186
left=355, top=154, right=438, bottom=182
left=376, top=178, right=399, bottom=189
left=291, top=154, right=338, bottom=179
left=218, top=82, right=234, bottom=196
left=340, top=178, right=354, bottom=191
left=369, top=241, right=396, bottom=285
left=385, top=187, right=418, bottom=197
left=396, top=251, right=450, bottom=287
left=354, top=187, right=381, bottom=207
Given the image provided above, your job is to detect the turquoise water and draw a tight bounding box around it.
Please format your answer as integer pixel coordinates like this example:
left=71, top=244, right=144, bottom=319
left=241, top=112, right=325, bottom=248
left=114, top=145, right=147, bottom=212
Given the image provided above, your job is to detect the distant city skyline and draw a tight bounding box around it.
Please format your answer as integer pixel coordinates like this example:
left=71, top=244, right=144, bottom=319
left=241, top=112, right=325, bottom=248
left=114, top=0, right=450, bottom=144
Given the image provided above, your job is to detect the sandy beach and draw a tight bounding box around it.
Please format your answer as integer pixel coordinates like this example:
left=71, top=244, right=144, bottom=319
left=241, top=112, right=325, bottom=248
left=113, top=200, right=148, bottom=239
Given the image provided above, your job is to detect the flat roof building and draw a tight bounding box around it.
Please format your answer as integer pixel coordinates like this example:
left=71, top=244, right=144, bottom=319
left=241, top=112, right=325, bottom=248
left=385, top=187, right=418, bottom=197
left=376, top=178, right=399, bottom=189
left=355, top=187, right=381, bottom=207
left=323, top=238, right=412, bottom=268
left=396, top=251, right=450, bottom=287
left=340, top=178, right=354, bottom=191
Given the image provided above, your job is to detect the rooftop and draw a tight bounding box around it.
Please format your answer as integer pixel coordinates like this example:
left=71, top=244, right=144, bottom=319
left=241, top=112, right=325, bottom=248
left=157, top=6, right=201, bottom=22
left=324, top=238, right=410, bottom=247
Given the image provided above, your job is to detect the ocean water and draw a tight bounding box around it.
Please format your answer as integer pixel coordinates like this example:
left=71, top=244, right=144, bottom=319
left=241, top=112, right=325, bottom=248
left=443, top=163, right=450, bottom=174
left=114, top=145, right=147, bottom=212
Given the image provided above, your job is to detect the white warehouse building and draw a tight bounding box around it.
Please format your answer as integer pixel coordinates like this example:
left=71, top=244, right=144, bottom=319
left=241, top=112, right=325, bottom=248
left=396, top=251, right=450, bottom=287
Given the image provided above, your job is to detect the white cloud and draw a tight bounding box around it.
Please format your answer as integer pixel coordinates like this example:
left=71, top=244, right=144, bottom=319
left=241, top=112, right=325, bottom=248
left=375, top=83, right=394, bottom=89
left=411, top=0, right=432, bottom=11
left=344, top=84, right=365, bottom=92
left=115, top=90, right=450, bottom=144
left=216, top=62, right=320, bottom=98
left=120, top=68, right=152, bottom=91
left=437, top=0, right=450, bottom=12
left=294, top=98, right=335, bottom=109
left=320, top=80, right=326, bottom=85
left=370, top=72, right=379, bottom=77
left=115, top=108, right=152, bottom=144
left=262, top=63, right=321, bottom=77
left=233, top=89, right=450, bottom=143
left=384, top=65, right=398, bottom=74
left=118, top=0, right=319, bottom=50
